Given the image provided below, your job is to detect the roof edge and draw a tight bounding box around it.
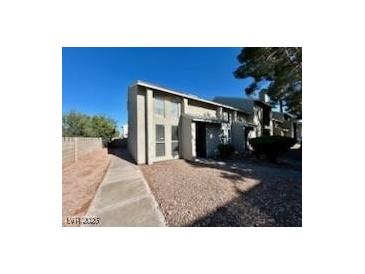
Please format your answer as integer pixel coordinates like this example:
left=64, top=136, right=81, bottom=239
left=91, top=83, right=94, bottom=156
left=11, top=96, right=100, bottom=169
left=130, top=80, right=249, bottom=114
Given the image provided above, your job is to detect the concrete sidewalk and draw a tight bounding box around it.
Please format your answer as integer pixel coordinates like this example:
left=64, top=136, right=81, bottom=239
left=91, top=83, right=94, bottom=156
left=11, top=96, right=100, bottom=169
left=82, top=151, right=165, bottom=227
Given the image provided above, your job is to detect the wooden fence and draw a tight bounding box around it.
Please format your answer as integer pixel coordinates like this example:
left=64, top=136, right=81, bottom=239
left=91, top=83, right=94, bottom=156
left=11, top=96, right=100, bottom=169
left=62, top=137, right=103, bottom=166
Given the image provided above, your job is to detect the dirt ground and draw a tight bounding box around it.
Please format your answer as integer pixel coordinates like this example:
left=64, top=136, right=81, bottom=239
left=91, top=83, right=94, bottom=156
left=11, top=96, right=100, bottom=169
left=141, top=156, right=302, bottom=227
left=62, top=149, right=110, bottom=226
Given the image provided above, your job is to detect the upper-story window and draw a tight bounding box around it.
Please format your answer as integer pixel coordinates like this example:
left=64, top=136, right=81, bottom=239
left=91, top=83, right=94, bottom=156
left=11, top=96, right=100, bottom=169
left=170, top=101, right=180, bottom=119
left=154, top=96, right=165, bottom=117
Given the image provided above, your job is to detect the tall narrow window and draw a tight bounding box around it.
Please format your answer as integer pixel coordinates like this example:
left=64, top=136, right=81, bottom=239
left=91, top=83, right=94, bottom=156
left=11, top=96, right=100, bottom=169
left=156, top=125, right=165, bottom=157
left=170, top=101, right=180, bottom=119
left=154, top=96, right=165, bottom=117
left=171, top=126, right=179, bottom=156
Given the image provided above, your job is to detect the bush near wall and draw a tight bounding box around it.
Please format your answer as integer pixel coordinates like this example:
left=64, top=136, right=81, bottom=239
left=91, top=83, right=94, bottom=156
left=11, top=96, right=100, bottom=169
left=62, top=111, right=119, bottom=146
left=218, top=143, right=235, bottom=158
left=249, top=136, right=296, bottom=162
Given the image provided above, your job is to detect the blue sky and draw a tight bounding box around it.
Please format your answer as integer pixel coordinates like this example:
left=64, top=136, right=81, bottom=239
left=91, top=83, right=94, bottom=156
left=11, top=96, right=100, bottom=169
left=62, top=47, right=253, bottom=128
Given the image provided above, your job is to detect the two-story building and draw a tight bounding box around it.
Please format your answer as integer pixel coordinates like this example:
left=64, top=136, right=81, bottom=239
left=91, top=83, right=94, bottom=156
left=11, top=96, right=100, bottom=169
left=128, top=81, right=300, bottom=165
left=128, top=81, right=255, bottom=164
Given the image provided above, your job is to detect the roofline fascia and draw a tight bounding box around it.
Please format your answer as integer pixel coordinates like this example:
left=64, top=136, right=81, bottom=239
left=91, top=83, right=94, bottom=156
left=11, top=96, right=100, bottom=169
left=130, top=80, right=249, bottom=115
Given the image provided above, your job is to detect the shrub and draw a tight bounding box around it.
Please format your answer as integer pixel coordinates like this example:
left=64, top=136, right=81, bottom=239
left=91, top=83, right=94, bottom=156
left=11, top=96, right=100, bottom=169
left=108, top=138, right=127, bottom=148
left=218, top=143, right=234, bottom=158
left=249, top=136, right=296, bottom=162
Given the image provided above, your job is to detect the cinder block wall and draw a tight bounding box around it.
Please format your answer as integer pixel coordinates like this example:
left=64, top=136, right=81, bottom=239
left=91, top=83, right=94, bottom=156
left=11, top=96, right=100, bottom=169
left=62, top=137, right=102, bottom=166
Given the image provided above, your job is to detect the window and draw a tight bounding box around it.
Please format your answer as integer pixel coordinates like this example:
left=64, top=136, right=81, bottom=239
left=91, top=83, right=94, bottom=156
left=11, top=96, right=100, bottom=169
left=170, top=101, right=180, bottom=119
left=154, top=96, right=165, bottom=117
left=156, top=125, right=165, bottom=157
left=171, top=126, right=179, bottom=156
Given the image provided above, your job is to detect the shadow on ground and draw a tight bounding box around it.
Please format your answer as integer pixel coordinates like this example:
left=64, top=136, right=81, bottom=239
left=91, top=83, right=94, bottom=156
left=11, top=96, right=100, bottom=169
left=107, top=146, right=135, bottom=164
left=109, top=146, right=302, bottom=227
left=186, top=150, right=302, bottom=227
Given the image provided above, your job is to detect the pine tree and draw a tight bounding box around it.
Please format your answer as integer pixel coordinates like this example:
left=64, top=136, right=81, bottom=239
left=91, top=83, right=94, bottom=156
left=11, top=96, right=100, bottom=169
left=234, top=47, right=302, bottom=118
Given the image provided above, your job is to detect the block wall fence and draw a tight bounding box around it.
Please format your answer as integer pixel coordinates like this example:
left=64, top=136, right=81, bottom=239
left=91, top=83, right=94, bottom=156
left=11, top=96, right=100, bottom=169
left=62, top=137, right=103, bottom=166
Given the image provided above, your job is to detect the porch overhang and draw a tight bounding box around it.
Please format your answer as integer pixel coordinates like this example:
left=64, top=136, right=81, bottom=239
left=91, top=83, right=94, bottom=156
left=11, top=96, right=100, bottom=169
left=182, top=113, right=229, bottom=124
left=191, top=117, right=227, bottom=124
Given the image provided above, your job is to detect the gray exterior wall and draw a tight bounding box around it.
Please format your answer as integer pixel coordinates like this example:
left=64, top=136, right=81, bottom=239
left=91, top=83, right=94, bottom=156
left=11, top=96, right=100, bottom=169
left=231, top=122, right=246, bottom=153
left=127, top=85, right=137, bottom=163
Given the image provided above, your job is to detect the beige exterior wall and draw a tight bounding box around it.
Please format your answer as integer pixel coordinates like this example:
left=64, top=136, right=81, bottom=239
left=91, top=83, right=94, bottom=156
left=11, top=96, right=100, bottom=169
left=127, top=85, right=146, bottom=164
left=186, top=100, right=217, bottom=118
left=136, top=89, right=146, bottom=164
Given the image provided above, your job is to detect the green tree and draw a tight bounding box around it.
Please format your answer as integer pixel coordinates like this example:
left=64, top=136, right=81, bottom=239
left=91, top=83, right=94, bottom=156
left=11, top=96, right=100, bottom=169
left=234, top=47, right=302, bottom=117
left=62, top=111, right=92, bottom=137
left=90, top=115, right=119, bottom=145
left=62, top=111, right=119, bottom=145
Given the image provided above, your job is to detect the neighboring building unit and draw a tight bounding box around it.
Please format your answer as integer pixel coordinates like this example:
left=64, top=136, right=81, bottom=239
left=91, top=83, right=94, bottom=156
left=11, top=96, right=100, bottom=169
left=121, top=124, right=128, bottom=138
left=213, top=96, right=273, bottom=139
left=128, top=81, right=254, bottom=165
left=213, top=96, right=300, bottom=140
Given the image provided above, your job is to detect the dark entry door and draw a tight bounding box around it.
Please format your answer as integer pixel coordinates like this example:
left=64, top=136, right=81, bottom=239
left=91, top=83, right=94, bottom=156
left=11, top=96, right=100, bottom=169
left=196, top=122, right=206, bottom=157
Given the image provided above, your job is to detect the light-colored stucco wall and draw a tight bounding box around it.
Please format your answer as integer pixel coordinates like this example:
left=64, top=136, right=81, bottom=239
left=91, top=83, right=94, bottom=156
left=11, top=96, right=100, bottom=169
left=127, top=85, right=147, bottom=164
left=186, top=100, right=217, bottom=118
left=136, top=88, right=146, bottom=164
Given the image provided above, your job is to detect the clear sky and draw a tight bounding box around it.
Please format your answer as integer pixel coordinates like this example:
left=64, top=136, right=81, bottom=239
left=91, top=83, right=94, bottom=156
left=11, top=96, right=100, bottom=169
left=62, top=47, right=253, bottom=128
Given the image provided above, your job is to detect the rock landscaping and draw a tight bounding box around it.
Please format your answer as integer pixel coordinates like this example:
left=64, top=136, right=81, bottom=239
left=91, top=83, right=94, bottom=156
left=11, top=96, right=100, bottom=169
left=141, top=157, right=301, bottom=227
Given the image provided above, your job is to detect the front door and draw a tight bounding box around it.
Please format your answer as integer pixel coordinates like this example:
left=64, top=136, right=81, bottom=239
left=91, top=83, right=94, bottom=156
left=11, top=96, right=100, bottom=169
left=196, top=122, right=206, bottom=157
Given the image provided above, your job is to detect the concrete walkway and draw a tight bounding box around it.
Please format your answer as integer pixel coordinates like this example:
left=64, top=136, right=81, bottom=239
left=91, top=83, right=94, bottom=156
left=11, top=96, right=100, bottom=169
left=82, top=151, right=165, bottom=227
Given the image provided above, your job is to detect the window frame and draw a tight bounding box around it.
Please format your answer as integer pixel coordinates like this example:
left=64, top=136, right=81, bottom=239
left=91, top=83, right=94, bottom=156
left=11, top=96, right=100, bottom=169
left=154, top=96, right=165, bottom=117
left=171, top=125, right=179, bottom=156
left=170, top=100, right=180, bottom=119
left=155, top=124, right=165, bottom=157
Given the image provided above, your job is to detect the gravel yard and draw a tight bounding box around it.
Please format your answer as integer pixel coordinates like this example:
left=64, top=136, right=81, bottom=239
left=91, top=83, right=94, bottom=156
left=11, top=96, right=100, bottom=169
left=141, top=157, right=301, bottom=227
left=62, top=149, right=110, bottom=226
